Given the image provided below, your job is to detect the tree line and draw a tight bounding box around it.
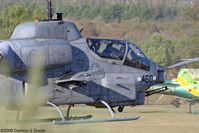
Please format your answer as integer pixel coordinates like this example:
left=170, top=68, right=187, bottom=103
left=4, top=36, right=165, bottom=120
left=0, top=0, right=186, bottom=22
left=57, top=0, right=182, bottom=22
left=0, top=2, right=47, bottom=39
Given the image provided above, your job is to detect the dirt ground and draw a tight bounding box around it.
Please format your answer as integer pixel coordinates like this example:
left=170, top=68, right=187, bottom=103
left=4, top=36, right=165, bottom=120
left=0, top=104, right=199, bottom=133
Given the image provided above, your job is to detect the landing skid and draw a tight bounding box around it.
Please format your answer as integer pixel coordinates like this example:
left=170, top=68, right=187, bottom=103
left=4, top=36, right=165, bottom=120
left=47, top=101, right=139, bottom=124
left=54, top=116, right=140, bottom=124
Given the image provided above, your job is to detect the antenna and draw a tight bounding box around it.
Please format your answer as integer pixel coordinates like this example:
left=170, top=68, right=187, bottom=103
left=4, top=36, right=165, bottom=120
left=47, top=0, right=53, bottom=21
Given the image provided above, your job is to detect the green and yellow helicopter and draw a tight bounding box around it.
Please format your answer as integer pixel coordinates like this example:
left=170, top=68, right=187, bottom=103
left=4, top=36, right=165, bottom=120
left=146, top=68, right=199, bottom=114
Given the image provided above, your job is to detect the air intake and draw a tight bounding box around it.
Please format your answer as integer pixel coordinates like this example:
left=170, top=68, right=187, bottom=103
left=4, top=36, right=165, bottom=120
left=57, top=13, right=63, bottom=21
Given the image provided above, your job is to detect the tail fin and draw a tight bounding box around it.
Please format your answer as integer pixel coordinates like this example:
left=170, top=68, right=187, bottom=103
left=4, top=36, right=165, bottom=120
left=177, top=69, right=199, bottom=83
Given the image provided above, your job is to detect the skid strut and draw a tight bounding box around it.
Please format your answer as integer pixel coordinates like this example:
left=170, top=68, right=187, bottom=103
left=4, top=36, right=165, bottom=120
left=47, top=102, right=66, bottom=121
left=47, top=101, right=139, bottom=124
left=66, top=104, right=72, bottom=118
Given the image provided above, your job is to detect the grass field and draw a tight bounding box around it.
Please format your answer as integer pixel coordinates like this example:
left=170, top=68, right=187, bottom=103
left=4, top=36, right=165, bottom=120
left=0, top=104, right=199, bottom=133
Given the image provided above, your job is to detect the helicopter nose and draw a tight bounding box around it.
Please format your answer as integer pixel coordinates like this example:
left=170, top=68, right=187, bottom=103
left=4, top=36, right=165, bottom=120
left=156, top=64, right=166, bottom=83
left=148, top=61, right=166, bottom=83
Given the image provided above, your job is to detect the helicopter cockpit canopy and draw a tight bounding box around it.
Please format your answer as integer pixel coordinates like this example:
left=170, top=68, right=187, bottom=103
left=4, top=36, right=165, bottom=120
left=87, top=38, right=126, bottom=60
left=124, top=41, right=150, bottom=71
left=11, top=21, right=82, bottom=41
left=87, top=38, right=150, bottom=71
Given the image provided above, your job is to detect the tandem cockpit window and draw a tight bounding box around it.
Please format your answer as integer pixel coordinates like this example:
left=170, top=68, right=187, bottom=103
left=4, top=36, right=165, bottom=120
left=86, top=38, right=150, bottom=71
left=87, top=38, right=126, bottom=60
left=124, top=42, right=150, bottom=71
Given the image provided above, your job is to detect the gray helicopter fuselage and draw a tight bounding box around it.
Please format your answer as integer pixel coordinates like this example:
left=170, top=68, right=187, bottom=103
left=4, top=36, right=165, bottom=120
left=0, top=20, right=165, bottom=109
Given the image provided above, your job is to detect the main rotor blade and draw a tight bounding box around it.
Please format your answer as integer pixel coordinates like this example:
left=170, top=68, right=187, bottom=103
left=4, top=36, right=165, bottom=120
left=168, top=57, right=199, bottom=68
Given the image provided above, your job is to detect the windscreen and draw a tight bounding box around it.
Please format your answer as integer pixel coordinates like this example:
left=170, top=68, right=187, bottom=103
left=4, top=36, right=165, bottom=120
left=87, top=38, right=126, bottom=61
left=124, top=41, right=150, bottom=71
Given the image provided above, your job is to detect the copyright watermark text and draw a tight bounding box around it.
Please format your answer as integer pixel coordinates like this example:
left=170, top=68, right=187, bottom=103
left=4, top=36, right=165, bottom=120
left=0, top=128, right=46, bottom=133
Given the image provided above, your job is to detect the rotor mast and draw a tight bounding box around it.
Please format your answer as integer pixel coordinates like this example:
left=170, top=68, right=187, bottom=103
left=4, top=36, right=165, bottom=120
left=47, top=0, right=53, bottom=21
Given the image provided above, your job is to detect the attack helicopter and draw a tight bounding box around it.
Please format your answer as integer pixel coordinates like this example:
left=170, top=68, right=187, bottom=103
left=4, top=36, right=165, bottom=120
left=0, top=0, right=165, bottom=124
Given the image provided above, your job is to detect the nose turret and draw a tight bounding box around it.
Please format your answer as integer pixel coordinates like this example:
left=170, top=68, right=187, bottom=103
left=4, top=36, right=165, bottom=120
left=156, top=64, right=166, bottom=83
left=149, top=60, right=166, bottom=84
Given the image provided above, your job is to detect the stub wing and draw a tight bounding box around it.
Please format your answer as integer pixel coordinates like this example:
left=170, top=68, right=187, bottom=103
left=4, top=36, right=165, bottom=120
left=145, top=86, right=168, bottom=96
left=54, top=69, right=105, bottom=84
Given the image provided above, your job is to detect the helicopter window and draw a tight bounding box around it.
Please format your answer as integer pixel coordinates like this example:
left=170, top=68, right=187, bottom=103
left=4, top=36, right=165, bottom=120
left=124, top=42, right=150, bottom=71
left=87, top=38, right=126, bottom=60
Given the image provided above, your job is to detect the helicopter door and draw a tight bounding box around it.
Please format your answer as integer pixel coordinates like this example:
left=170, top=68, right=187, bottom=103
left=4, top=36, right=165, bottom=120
left=101, top=65, right=136, bottom=102
left=101, top=41, right=136, bottom=102
left=102, top=72, right=136, bottom=102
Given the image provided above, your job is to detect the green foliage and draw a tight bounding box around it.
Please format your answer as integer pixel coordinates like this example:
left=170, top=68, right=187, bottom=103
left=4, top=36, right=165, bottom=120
left=139, top=31, right=199, bottom=68
left=0, top=1, right=185, bottom=23
left=54, top=1, right=182, bottom=22
left=0, top=2, right=47, bottom=39
left=139, top=33, right=176, bottom=67
left=185, top=4, right=199, bottom=20
left=174, top=35, right=191, bottom=59
left=100, top=3, right=125, bottom=22
left=188, top=30, right=199, bottom=63
left=62, top=0, right=100, bottom=19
